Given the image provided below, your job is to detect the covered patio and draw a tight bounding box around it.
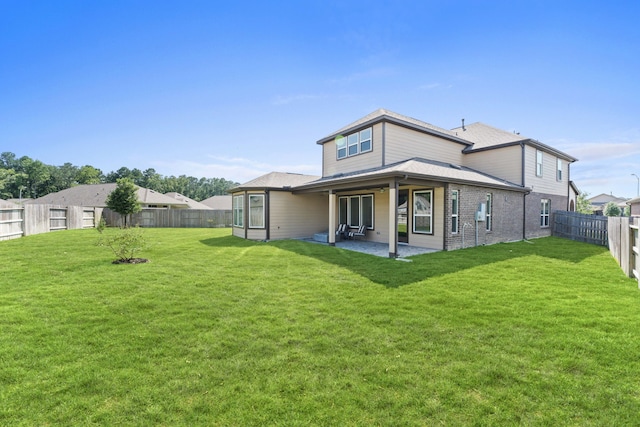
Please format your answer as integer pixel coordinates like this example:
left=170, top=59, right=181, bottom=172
left=305, top=237, right=438, bottom=259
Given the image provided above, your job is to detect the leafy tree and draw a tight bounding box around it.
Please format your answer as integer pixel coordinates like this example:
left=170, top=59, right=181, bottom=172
left=19, top=156, right=50, bottom=198
left=105, top=178, right=141, bottom=227
left=76, top=165, right=103, bottom=184
left=603, top=201, right=621, bottom=217
left=140, top=168, right=164, bottom=192
left=576, top=191, right=592, bottom=214
left=0, top=152, right=18, bottom=169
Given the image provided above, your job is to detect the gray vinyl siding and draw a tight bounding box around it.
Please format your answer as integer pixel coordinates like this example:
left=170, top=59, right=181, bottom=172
left=322, top=123, right=384, bottom=177
left=384, top=124, right=464, bottom=166
left=269, top=192, right=328, bottom=240
left=463, top=145, right=522, bottom=185
left=525, top=145, right=568, bottom=196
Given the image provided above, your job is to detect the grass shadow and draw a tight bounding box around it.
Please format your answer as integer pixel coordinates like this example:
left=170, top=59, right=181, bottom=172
left=200, top=235, right=609, bottom=288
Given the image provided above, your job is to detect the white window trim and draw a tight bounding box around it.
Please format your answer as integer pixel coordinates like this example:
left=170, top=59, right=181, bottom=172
left=248, top=194, right=265, bottom=229
left=232, top=195, right=243, bottom=227
left=541, top=199, right=550, bottom=228
left=536, top=150, right=543, bottom=177
left=557, top=158, right=562, bottom=181
left=486, top=193, right=492, bottom=231
left=413, top=190, right=433, bottom=235
left=451, top=190, right=459, bottom=234
left=336, top=127, right=373, bottom=160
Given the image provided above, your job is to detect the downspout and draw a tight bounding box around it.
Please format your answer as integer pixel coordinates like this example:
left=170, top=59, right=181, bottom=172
left=265, top=190, right=270, bottom=241
left=521, top=142, right=527, bottom=240
left=443, top=183, right=448, bottom=250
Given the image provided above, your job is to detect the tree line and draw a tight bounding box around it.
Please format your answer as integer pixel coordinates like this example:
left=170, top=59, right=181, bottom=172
left=0, top=152, right=239, bottom=202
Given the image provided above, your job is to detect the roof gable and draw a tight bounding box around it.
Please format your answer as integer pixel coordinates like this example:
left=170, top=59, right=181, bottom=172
left=317, top=108, right=470, bottom=146
left=452, top=122, right=526, bottom=149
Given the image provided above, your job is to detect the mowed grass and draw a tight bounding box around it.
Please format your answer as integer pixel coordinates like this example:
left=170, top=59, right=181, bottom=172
left=1, top=228, right=639, bottom=426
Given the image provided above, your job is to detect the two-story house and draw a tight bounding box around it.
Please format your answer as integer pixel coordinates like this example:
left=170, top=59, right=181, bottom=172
left=230, top=109, right=577, bottom=257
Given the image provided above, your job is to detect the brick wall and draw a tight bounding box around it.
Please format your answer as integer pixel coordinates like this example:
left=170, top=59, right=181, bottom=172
left=444, top=184, right=525, bottom=250
left=524, top=191, right=568, bottom=239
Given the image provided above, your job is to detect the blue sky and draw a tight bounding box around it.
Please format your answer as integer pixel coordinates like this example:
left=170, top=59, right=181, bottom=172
left=2, top=1, right=639, bottom=198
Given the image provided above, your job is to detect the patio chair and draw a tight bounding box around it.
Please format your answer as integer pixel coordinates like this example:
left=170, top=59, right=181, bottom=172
left=335, top=223, right=347, bottom=240
left=349, top=224, right=367, bottom=240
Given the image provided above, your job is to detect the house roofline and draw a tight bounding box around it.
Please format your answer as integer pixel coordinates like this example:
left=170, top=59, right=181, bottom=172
left=464, top=139, right=578, bottom=162
left=316, top=114, right=472, bottom=147
left=293, top=158, right=530, bottom=194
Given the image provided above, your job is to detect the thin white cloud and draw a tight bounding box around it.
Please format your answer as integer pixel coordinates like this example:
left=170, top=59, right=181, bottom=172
left=272, top=94, right=327, bottom=106
left=418, top=82, right=452, bottom=90
left=552, top=135, right=640, bottom=197
left=326, top=67, right=395, bottom=85
left=152, top=156, right=320, bottom=184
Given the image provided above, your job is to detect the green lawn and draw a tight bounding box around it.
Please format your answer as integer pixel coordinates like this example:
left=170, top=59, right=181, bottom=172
left=1, top=228, right=639, bottom=426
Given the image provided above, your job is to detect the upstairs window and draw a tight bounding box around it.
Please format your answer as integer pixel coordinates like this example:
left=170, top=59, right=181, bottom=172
left=557, top=158, right=562, bottom=181
left=336, top=127, right=373, bottom=159
left=536, top=150, right=543, bottom=177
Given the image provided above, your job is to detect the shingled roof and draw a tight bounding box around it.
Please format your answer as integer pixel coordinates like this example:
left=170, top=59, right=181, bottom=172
left=229, top=172, right=320, bottom=191
left=317, top=108, right=470, bottom=146
left=295, top=158, right=527, bottom=193
left=26, top=183, right=189, bottom=208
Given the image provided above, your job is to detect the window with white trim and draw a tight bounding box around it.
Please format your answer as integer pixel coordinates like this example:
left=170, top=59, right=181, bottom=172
left=338, top=194, right=374, bottom=229
left=248, top=194, right=265, bottom=228
left=541, top=199, right=550, bottom=227
left=536, top=150, right=543, bottom=177
left=486, top=193, right=492, bottom=231
left=413, top=190, right=433, bottom=234
left=336, top=127, right=373, bottom=159
left=451, top=190, right=459, bottom=234
left=557, top=158, right=562, bottom=181
left=233, top=195, right=243, bottom=227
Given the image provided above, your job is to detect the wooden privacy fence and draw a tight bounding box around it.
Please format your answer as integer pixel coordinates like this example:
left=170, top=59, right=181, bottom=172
left=552, top=211, right=608, bottom=246
left=553, top=211, right=639, bottom=286
left=0, top=205, right=100, bottom=241
left=102, top=208, right=232, bottom=228
left=608, top=216, right=640, bottom=286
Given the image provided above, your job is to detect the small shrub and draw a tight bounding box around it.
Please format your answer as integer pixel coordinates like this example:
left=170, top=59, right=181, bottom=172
left=97, top=226, right=148, bottom=263
left=96, top=217, right=107, bottom=234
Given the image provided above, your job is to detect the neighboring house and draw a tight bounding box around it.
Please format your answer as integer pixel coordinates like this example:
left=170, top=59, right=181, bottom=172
left=587, top=193, right=628, bottom=215
left=201, top=195, right=232, bottom=211
left=627, top=197, right=640, bottom=217
left=230, top=108, right=577, bottom=257
left=26, top=183, right=190, bottom=209
left=569, top=181, right=580, bottom=212
left=164, top=192, right=212, bottom=209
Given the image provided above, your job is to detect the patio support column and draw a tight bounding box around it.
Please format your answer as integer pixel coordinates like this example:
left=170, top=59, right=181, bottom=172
left=328, top=190, right=336, bottom=246
left=388, top=179, right=398, bottom=258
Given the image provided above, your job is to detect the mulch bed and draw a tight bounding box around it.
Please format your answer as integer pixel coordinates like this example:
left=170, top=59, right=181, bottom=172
left=112, top=258, right=149, bottom=264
